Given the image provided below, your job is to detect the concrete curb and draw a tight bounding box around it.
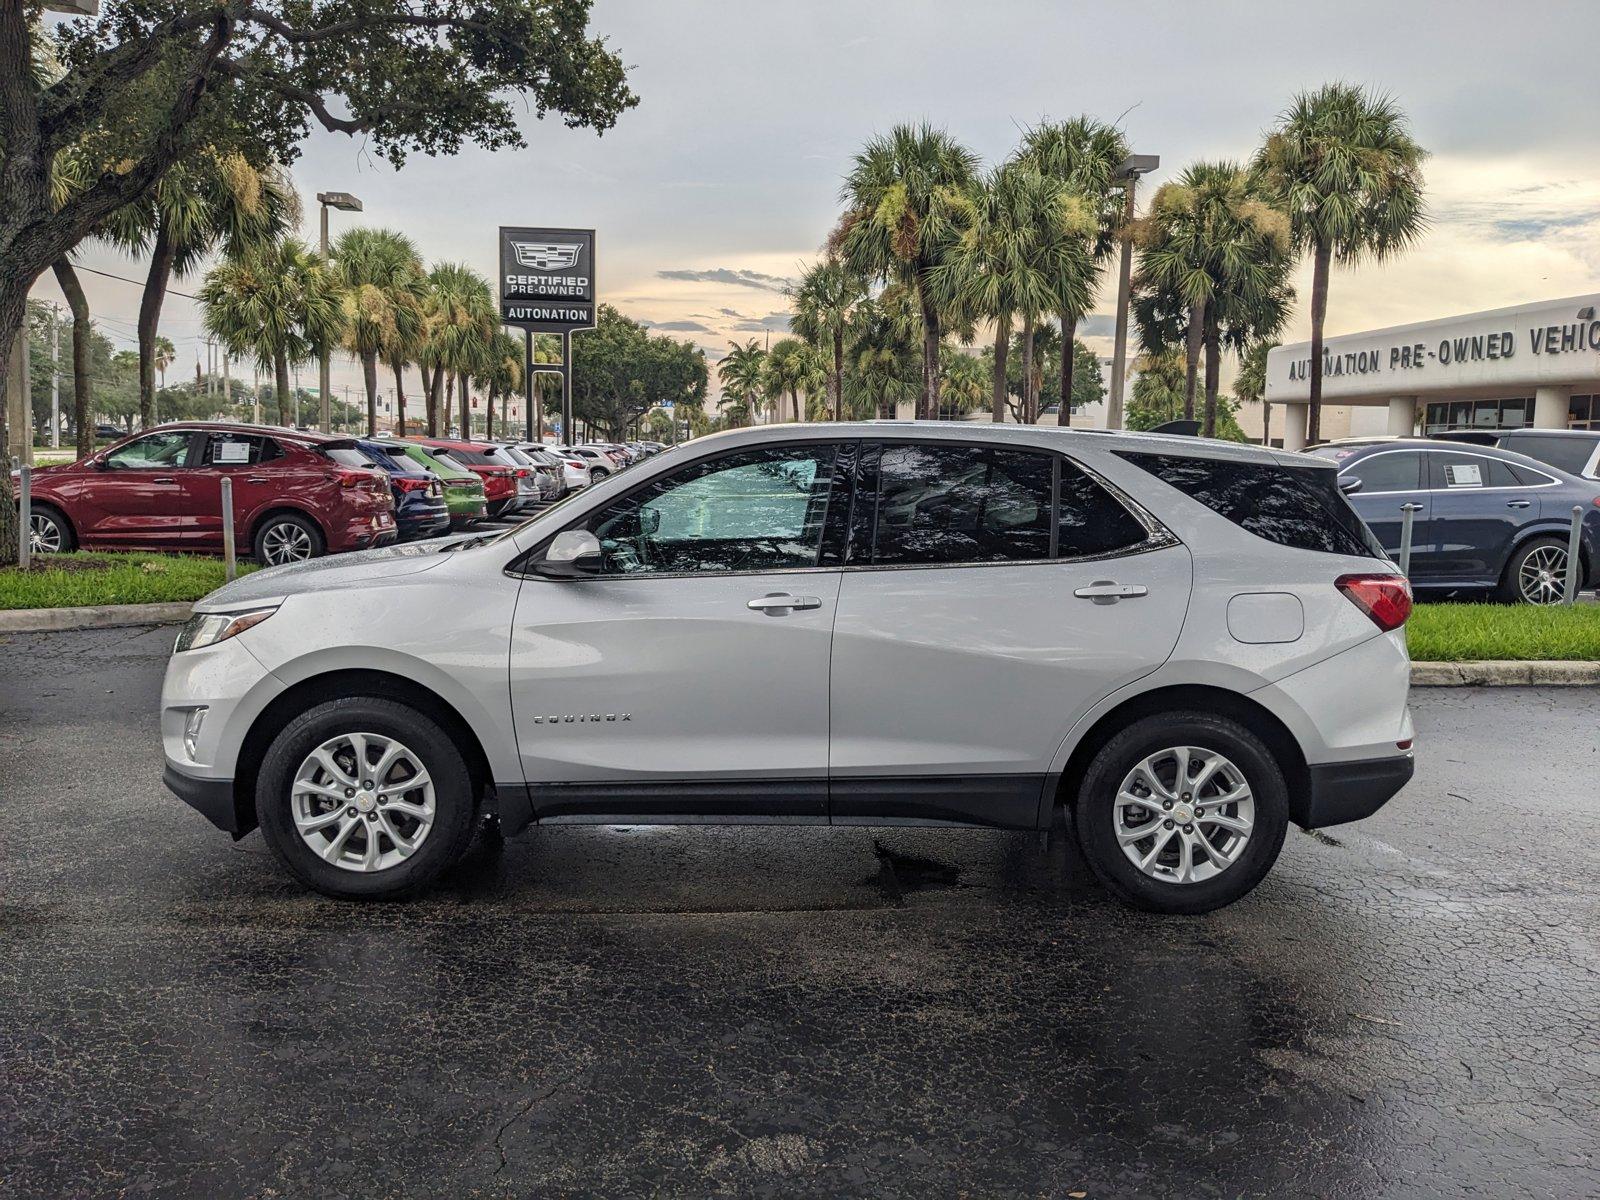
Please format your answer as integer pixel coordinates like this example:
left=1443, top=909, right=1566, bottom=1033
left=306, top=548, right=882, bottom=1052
left=1411, top=660, right=1600, bottom=686
left=0, top=602, right=193, bottom=633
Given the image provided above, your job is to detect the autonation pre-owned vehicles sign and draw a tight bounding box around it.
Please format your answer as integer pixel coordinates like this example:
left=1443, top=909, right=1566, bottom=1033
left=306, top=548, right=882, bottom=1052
left=499, top=226, right=596, bottom=333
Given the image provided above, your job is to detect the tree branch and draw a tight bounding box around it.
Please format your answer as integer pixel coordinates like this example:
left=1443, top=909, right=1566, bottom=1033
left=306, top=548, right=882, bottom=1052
left=214, top=57, right=432, bottom=136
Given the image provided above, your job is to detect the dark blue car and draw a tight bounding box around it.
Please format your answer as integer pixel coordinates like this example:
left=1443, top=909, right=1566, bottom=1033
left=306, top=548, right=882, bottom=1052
left=1308, top=440, right=1600, bottom=603
left=351, top=439, right=451, bottom=541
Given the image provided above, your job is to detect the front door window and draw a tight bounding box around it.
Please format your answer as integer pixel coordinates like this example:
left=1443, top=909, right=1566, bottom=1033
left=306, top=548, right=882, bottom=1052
left=104, top=431, right=194, bottom=469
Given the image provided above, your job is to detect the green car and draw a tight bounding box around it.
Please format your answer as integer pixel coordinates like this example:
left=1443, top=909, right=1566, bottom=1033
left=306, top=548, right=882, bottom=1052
left=392, top=442, right=487, bottom=528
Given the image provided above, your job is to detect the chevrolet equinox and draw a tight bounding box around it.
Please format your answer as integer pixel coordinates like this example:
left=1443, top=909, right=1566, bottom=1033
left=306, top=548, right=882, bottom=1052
left=161, top=423, right=1416, bottom=913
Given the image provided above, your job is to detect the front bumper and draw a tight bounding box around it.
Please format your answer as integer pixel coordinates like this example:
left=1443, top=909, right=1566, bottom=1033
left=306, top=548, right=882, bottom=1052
left=1295, top=754, right=1414, bottom=829
left=163, top=764, right=245, bottom=835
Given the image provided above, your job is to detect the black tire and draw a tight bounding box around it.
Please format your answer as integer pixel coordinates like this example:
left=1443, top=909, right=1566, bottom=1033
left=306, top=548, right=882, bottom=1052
left=1073, top=711, right=1290, bottom=915
left=251, top=511, right=325, bottom=566
left=28, top=504, right=76, bottom=554
left=255, top=697, right=479, bottom=899
left=589, top=467, right=609, bottom=480
left=1497, top=535, right=1571, bottom=605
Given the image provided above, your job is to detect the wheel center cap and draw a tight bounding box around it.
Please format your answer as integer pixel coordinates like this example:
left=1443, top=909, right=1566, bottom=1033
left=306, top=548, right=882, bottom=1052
left=355, top=794, right=376, bottom=814
left=1171, top=803, right=1194, bottom=825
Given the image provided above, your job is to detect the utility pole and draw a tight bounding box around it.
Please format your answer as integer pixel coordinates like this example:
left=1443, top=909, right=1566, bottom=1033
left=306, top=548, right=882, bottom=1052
left=316, top=191, right=363, bottom=432
left=222, top=351, right=231, bottom=409
left=1107, top=153, right=1159, bottom=431
left=50, top=303, right=60, bottom=449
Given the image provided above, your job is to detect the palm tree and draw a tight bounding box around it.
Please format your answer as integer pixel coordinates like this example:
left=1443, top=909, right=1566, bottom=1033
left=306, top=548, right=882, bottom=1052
left=846, top=294, right=920, bottom=419
left=330, top=228, right=427, bottom=435
left=938, top=346, right=988, bottom=418
left=200, top=237, right=344, bottom=426
left=938, top=162, right=1094, bottom=423
left=1017, top=117, right=1129, bottom=418
left=478, top=330, right=524, bottom=438
left=717, top=339, right=766, bottom=425
left=1134, top=161, right=1292, bottom=435
left=834, top=123, right=979, bottom=419
left=1254, top=84, right=1426, bottom=444
left=103, top=155, right=297, bottom=428
left=153, top=336, right=175, bottom=390
left=762, top=337, right=819, bottom=422
left=789, top=259, right=866, bottom=420
left=421, top=263, right=496, bottom=436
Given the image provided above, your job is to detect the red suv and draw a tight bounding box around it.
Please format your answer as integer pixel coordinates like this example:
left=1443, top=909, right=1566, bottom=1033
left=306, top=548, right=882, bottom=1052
left=409, top=439, right=519, bottom=518
left=19, top=423, right=397, bottom=565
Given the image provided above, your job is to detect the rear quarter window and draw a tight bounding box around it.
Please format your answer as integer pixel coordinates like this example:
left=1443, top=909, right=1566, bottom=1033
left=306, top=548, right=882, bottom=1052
left=1116, top=450, right=1384, bottom=560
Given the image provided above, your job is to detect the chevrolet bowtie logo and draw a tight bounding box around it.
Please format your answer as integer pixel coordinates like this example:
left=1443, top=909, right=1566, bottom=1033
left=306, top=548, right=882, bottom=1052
left=511, top=242, right=581, bottom=271
left=530, top=713, right=632, bottom=724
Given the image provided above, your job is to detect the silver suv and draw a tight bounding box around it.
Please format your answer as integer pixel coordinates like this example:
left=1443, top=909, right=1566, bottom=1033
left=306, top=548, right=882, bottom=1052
left=161, top=424, right=1415, bottom=913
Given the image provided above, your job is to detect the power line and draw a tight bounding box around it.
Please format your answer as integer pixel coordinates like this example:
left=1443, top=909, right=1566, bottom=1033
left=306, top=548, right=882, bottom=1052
left=72, top=263, right=200, bottom=300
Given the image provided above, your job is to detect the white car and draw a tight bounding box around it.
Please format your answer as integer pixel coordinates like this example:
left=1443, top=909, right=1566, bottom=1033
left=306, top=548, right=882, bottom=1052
left=520, top=443, right=592, bottom=490
left=161, top=423, right=1414, bottom=912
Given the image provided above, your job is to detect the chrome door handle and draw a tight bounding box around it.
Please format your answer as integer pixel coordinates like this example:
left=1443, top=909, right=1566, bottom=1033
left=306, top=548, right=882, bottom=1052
left=747, top=593, right=822, bottom=612
left=152, top=476, right=176, bottom=484
left=1074, top=581, right=1148, bottom=602
left=1506, top=499, right=1532, bottom=509
left=1400, top=502, right=1424, bottom=512
left=247, top=476, right=269, bottom=484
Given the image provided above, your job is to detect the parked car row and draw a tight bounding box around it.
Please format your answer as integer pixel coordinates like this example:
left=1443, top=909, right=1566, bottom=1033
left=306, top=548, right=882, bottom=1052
left=14, top=422, right=653, bottom=567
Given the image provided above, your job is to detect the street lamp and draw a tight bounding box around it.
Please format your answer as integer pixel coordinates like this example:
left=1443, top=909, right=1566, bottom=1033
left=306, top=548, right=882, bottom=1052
left=1105, top=153, right=1159, bottom=431
left=316, top=190, right=363, bottom=433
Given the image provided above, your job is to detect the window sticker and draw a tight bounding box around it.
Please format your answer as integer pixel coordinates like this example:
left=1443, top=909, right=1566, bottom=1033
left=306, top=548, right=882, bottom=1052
left=215, top=440, right=251, bottom=464
left=1444, top=462, right=1482, bottom=487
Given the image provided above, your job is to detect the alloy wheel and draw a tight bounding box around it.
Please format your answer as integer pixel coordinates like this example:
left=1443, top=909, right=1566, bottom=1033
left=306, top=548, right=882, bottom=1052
left=261, top=523, right=314, bottom=565
left=28, top=513, right=62, bottom=553
left=1517, top=545, right=1568, bottom=605
left=1113, top=746, right=1255, bottom=885
left=291, top=732, right=436, bottom=873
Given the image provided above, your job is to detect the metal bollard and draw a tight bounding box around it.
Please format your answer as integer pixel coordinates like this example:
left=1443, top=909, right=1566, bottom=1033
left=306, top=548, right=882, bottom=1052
left=220, top=476, right=237, bottom=581
left=17, top=463, right=30, bottom=569
left=1563, top=504, right=1582, bottom=605
left=1398, top=502, right=1422, bottom=578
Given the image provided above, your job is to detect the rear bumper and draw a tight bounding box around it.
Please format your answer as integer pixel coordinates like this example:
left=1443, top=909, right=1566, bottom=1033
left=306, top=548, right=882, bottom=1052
left=163, top=763, right=248, bottom=836
left=1295, top=754, right=1414, bottom=829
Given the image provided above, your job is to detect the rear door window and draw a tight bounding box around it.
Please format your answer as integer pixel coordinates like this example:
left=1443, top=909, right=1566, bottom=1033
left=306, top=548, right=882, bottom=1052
left=198, top=432, right=279, bottom=466
left=1427, top=452, right=1494, bottom=490
left=870, top=443, right=1054, bottom=566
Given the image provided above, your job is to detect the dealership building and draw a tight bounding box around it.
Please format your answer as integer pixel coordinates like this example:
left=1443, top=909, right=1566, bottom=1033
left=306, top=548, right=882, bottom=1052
left=1264, top=293, right=1600, bottom=448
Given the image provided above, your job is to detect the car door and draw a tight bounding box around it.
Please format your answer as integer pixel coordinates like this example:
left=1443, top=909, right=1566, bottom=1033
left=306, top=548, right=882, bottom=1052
left=77, top=430, right=198, bottom=547
left=1419, top=449, right=1537, bottom=585
left=179, top=431, right=282, bottom=550
left=507, top=440, right=850, bottom=821
left=828, top=440, right=1192, bottom=829
left=1337, top=449, right=1430, bottom=571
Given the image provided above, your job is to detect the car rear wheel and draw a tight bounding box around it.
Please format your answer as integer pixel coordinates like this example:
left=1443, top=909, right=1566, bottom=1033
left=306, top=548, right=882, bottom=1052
left=28, top=505, right=75, bottom=554
left=1073, top=712, right=1289, bottom=914
left=256, top=698, right=478, bottom=899
left=1499, top=536, right=1573, bottom=605
left=253, top=512, right=324, bottom=566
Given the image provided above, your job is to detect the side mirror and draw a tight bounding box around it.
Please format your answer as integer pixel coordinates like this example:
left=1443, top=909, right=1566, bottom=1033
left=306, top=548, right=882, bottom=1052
left=1338, top=476, right=1363, bottom=495
left=534, top=528, right=603, bottom=578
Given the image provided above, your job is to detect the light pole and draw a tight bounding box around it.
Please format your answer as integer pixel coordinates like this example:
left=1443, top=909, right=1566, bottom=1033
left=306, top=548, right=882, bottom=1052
left=1106, top=153, right=1159, bottom=431
left=316, top=191, right=363, bottom=433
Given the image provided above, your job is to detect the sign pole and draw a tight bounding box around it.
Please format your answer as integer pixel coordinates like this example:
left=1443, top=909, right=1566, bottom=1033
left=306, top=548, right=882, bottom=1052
left=524, top=330, right=535, bottom=442
left=561, top=331, right=573, bottom=444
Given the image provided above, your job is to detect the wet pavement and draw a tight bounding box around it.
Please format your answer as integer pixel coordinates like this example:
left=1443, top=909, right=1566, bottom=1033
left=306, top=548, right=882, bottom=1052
left=1, top=625, right=1597, bottom=1199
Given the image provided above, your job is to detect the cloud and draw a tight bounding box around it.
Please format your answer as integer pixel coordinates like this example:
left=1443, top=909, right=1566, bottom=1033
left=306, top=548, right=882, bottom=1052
left=732, top=311, right=792, bottom=332
left=658, top=268, right=794, bottom=292
left=645, top=319, right=714, bottom=333
left=1076, top=315, right=1116, bottom=338
left=718, top=307, right=744, bottom=317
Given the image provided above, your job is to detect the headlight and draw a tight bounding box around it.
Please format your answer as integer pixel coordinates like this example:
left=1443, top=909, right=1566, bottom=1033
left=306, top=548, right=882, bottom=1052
left=174, top=606, right=278, bottom=653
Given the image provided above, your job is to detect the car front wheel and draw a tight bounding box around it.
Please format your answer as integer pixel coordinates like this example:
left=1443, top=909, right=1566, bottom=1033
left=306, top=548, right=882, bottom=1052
left=28, top=505, right=76, bottom=553
left=1073, top=712, right=1289, bottom=914
left=256, top=698, right=478, bottom=899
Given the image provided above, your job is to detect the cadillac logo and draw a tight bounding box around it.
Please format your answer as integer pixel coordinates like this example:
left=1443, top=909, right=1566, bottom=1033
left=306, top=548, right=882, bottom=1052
left=511, top=242, right=582, bottom=272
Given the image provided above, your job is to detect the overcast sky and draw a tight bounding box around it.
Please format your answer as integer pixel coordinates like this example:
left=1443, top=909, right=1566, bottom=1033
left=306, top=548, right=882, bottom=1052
left=33, top=0, right=1600, bottom=402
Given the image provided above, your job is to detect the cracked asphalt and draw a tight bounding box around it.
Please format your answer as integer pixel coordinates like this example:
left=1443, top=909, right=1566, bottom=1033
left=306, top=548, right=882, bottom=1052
left=2, top=625, right=1597, bottom=1199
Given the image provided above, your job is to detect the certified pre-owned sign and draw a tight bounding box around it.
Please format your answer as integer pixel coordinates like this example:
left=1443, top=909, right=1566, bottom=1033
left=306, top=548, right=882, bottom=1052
left=499, top=226, right=596, bottom=333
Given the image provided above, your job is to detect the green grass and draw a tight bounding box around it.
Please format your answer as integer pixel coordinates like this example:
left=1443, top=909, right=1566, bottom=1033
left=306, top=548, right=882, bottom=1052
left=1408, top=602, right=1600, bottom=661
left=0, top=552, right=256, bottom=610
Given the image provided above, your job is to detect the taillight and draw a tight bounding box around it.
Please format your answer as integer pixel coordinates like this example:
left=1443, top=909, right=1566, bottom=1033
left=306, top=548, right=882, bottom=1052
left=335, top=468, right=375, bottom=489
left=395, top=476, right=432, bottom=492
left=515, top=467, right=531, bottom=479
left=1336, top=573, right=1412, bottom=632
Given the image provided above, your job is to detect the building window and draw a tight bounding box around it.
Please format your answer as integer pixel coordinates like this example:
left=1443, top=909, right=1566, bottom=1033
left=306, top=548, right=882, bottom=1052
left=1423, top=397, right=1534, bottom=434
left=1569, top=395, right=1600, bottom=431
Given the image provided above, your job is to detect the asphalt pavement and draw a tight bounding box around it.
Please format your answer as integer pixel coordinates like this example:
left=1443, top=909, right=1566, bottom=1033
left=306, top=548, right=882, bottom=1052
left=1, top=626, right=1597, bottom=1199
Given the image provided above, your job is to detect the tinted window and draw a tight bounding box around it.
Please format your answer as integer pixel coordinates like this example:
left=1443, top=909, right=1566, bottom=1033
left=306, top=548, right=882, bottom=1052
left=325, top=447, right=379, bottom=469
left=1058, top=461, right=1149, bottom=557
left=1117, top=451, right=1383, bottom=559
left=1343, top=451, right=1421, bottom=492
left=105, top=431, right=192, bottom=469
left=1505, top=461, right=1550, bottom=486
left=581, top=444, right=840, bottom=575
left=1501, top=434, right=1596, bottom=475
left=871, top=444, right=1053, bottom=565
left=199, top=432, right=278, bottom=466
left=1428, top=452, right=1489, bottom=490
